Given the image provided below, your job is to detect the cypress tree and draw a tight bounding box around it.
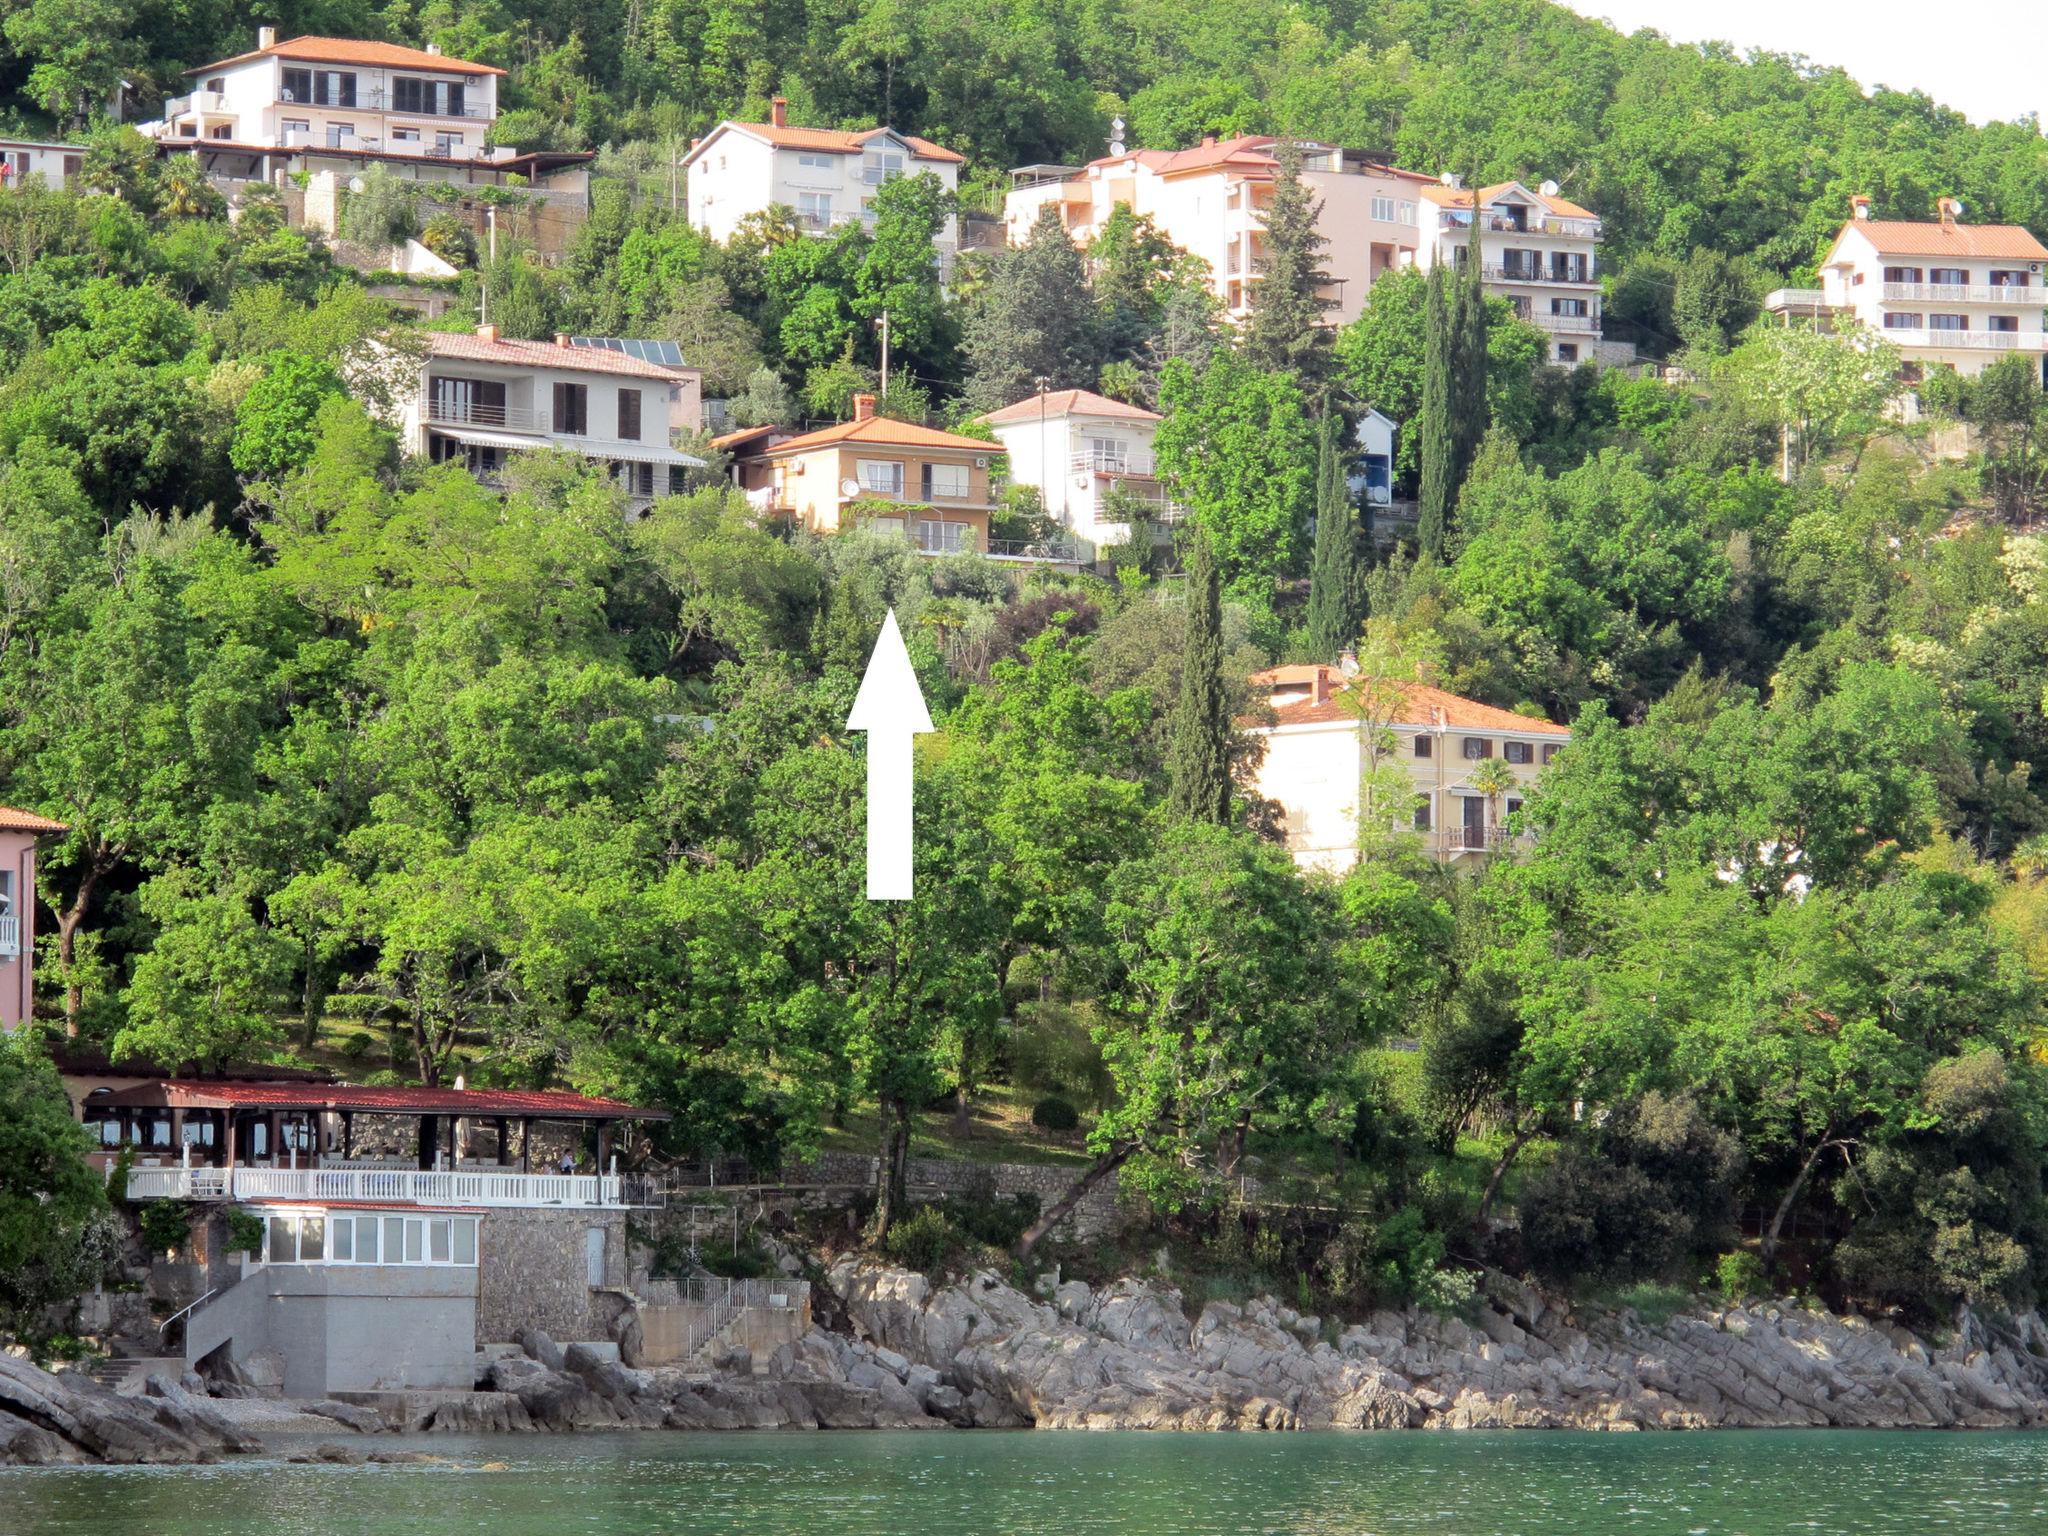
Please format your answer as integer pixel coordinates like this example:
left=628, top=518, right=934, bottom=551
left=1452, top=202, right=1491, bottom=489
left=1304, top=411, right=1359, bottom=663
left=1416, top=264, right=1455, bottom=563
left=1167, top=530, right=1233, bottom=825
left=1243, top=138, right=1337, bottom=388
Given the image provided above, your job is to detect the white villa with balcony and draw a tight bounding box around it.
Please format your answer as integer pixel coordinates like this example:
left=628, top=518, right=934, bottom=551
left=1417, top=177, right=1605, bottom=365
left=1764, top=197, right=2048, bottom=385
left=138, top=30, right=592, bottom=194
left=1004, top=135, right=1433, bottom=327
left=684, top=97, right=963, bottom=248
left=980, top=388, right=1179, bottom=553
left=401, top=327, right=705, bottom=510
left=1247, top=664, right=1569, bottom=874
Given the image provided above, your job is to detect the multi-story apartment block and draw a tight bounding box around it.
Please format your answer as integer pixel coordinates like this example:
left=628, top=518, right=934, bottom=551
left=1416, top=177, right=1604, bottom=365
left=1247, top=664, right=1568, bottom=874
left=979, top=388, right=1179, bottom=554
left=1, top=805, right=66, bottom=1031
left=684, top=98, right=963, bottom=248
left=0, top=138, right=83, bottom=190
left=1764, top=197, right=2048, bottom=384
left=139, top=30, right=590, bottom=195
left=400, top=328, right=704, bottom=511
left=1004, top=135, right=1434, bottom=327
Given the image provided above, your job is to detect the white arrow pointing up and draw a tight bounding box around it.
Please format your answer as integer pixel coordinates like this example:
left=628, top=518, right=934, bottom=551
left=847, top=609, right=933, bottom=901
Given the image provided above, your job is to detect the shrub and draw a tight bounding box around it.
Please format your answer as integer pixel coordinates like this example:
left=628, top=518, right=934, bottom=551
left=224, top=1209, right=266, bottom=1256
left=339, top=1031, right=372, bottom=1063
left=1715, top=1249, right=1766, bottom=1302
left=1030, top=1095, right=1079, bottom=1132
left=882, top=1205, right=958, bottom=1273
left=138, top=1200, right=193, bottom=1257
left=943, top=1189, right=1039, bottom=1250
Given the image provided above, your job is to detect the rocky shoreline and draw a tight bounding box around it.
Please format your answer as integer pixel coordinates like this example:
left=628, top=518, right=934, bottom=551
left=12, top=1261, right=2048, bottom=1462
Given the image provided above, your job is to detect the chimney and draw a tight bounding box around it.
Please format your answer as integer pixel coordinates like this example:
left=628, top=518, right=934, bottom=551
left=770, top=96, right=789, bottom=129
left=426, top=42, right=441, bottom=56
left=1850, top=194, right=1871, bottom=221
left=554, top=331, right=572, bottom=347
left=1312, top=669, right=1331, bottom=707
left=1201, top=135, right=1216, bottom=149
left=476, top=323, right=498, bottom=343
left=851, top=392, right=877, bottom=422
left=257, top=24, right=276, bottom=48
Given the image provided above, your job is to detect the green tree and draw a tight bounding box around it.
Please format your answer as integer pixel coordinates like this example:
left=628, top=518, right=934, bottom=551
left=0, top=1038, right=109, bottom=1331
left=231, top=352, right=344, bottom=481
left=1166, top=530, right=1232, bottom=825
left=1417, top=265, right=1456, bottom=562
left=1303, top=410, right=1360, bottom=662
left=1242, top=138, right=1335, bottom=386
left=960, top=201, right=1100, bottom=413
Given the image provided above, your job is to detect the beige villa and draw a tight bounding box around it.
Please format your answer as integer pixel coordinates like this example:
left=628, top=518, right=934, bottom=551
left=1248, top=665, right=1569, bottom=874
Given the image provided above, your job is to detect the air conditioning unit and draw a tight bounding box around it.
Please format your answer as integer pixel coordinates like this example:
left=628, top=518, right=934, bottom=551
left=974, top=456, right=988, bottom=468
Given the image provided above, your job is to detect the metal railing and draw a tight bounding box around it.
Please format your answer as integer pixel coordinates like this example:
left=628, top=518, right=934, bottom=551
left=426, top=398, right=548, bottom=433
left=1441, top=211, right=1600, bottom=239
left=0, top=913, right=17, bottom=957
left=1883, top=282, right=2046, bottom=306
left=278, top=87, right=492, bottom=119
left=1523, top=310, right=1599, bottom=333
left=666, top=1277, right=813, bottom=1363
left=1072, top=449, right=1157, bottom=477
left=1437, top=826, right=1509, bottom=854
left=985, top=536, right=1084, bottom=562
left=1486, top=262, right=1596, bottom=286
left=122, top=1163, right=634, bottom=1208
left=1880, top=327, right=2041, bottom=350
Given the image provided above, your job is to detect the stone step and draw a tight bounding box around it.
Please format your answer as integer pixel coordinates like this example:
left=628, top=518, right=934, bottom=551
left=86, top=1355, right=184, bottom=1396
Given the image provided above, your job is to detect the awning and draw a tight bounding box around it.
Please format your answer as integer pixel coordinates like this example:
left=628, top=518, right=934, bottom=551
left=596, top=442, right=706, bottom=468
left=426, top=427, right=705, bottom=470
left=426, top=425, right=548, bottom=453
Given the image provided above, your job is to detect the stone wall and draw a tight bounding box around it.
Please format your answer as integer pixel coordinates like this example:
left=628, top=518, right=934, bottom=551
left=475, top=1208, right=628, bottom=1345
left=790, top=1152, right=1137, bottom=1242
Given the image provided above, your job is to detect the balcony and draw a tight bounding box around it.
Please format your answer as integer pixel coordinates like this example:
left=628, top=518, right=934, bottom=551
left=1879, top=328, right=2045, bottom=351
left=123, top=1162, right=637, bottom=1208
left=1072, top=448, right=1158, bottom=478
left=277, top=86, right=492, bottom=119
left=427, top=398, right=548, bottom=433
left=1485, top=263, right=1596, bottom=287
left=1442, top=211, right=1600, bottom=240
left=1523, top=310, right=1600, bottom=334
left=1882, top=283, right=2046, bottom=306
left=0, top=912, right=17, bottom=958
left=164, top=91, right=232, bottom=122
left=1437, top=826, right=1511, bottom=856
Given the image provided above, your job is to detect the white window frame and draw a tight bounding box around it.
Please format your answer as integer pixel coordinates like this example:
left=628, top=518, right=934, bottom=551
left=1370, top=195, right=1396, bottom=223
left=795, top=152, right=834, bottom=169
left=856, top=458, right=904, bottom=496
left=915, top=519, right=972, bottom=553
left=923, top=461, right=970, bottom=501
left=250, top=1210, right=479, bottom=1268
left=797, top=191, right=832, bottom=229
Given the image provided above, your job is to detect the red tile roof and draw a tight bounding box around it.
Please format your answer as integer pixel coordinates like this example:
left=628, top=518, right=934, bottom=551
left=1089, top=137, right=1434, bottom=184
left=979, top=388, right=1161, bottom=426
left=1834, top=220, right=2048, bottom=262
left=689, top=121, right=963, bottom=166
left=187, top=34, right=504, bottom=78
left=0, top=805, right=68, bottom=833
left=1251, top=666, right=1570, bottom=735
left=1420, top=181, right=1599, bottom=221
left=102, top=1080, right=668, bottom=1120
left=762, top=416, right=996, bottom=455
left=424, top=331, right=697, bottom=381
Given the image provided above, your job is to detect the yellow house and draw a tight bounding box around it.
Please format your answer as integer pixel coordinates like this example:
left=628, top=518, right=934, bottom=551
left=725, top=395, right=999, bottom=554
left=1247, top=664, right=1570, bottom=874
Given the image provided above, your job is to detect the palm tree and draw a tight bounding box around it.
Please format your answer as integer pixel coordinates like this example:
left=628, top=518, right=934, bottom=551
left=1468, top=757, right=1518, bottom=850
left=158, top=154, right=223, bottom=221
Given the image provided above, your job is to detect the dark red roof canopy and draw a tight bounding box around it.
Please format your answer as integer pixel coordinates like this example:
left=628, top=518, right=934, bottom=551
left=98, top=1079, right=668, bottom=1122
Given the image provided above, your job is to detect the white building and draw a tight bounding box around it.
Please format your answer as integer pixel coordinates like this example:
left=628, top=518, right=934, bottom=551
left=1003, top=136, right=1433, bottom=327
left=401, top=328, right=705, bottom=510
left=138, top=30, right=590, bottom=195
left=0, top=138, right=83, bottom=191
left=1764, top=196, right=2048, bottom=384
left=684, top=97, right=963, bottom=248
left=979, top=388, right=1179, bottom=553
left=1416, top=177, right=1604, bottom=365
left=1247, top=664, right=1569, bottom=874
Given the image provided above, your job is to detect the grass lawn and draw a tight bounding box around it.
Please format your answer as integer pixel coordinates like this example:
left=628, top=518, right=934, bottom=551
left=816, top=1082, right=1100, bottom=1169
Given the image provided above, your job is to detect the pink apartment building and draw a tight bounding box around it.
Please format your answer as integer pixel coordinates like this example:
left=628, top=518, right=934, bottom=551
left=0, top=805, right=65, bottom=1030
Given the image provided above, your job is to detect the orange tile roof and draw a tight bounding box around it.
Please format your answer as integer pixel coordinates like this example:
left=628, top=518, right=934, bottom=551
left=187, top=34, right=504, bottom=78
left=709, top=424, right=785, bottom=452
left=979, top=388, right=1161, bottom=426
left=1420, top=181, right=1598, bottom=221
left=1834, top=219, right=2048, bottom=262
left=0, top=805, right=68, bottom=833
left=762, top=416, right=996, bottom=455
left=1251, top=666, right=1570, bottom=735
left=424, top=332, right=697, bottom=381
left=690, top=121, right=963, bottom=166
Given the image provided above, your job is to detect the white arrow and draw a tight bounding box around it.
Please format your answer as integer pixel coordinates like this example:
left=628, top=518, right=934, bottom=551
left=846, top=609, right=933, bottom=901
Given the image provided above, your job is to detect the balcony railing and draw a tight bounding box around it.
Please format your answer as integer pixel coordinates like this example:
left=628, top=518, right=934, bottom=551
left=164, top=91, right=232, bottom=120
left=985, top=536, right=1084, bottom=563
left=1882, top=283, right=2046, bottom=306
left=1486, top=263, right=1596, bottom=286
left=426, top=398, right=548, bottom=433
left=1072, top=449, right=1157, bottom=478
left=1521, top=310, right=1599, bottom=334
left=1442, top=211, right=1600, bottom=240
left=1437, top=826, right=1509, bottom=855
left=1880, top=328, right=2043, bottom=351
left=277, top=87, right=492, bottom=119
left=123, top=1163, right=633, bottom=1208
left=0, top=912, right=17, bottom=957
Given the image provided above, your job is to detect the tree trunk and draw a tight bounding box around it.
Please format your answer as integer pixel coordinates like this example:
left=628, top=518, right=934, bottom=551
left=1015, top=1140, right=1135, bottom=1263
left=1761, top=1135, right=1833, bottom=1271
left=55, top=863, right=105, bottom=1037
left=1218, top=1113, right=1251, bottom=1180
left=869, top=1094, right=910, bottom=1243
left=1475, top=1113, right=1537, bottom=1226
left=298, top=941, right=326, bottom=1050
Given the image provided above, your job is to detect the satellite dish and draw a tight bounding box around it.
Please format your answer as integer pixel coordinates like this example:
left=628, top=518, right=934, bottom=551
left=347, top=176, right=366, bottom=194
left=840, top=478, right=862, bottom=498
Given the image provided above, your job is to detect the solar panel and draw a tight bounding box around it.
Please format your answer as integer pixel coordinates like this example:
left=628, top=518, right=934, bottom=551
left=570, top=336, right=686, bottom=366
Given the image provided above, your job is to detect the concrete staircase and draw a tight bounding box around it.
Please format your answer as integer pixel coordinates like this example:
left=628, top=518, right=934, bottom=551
left=85, top=1355, right=185, bottom=1396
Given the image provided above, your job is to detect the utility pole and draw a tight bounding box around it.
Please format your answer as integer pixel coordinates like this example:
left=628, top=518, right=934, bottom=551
left=875, top=310, right=891, bottom=398
left=669, top=136, right=680, bottom=215
left=486, top=205, right=497, bottom=265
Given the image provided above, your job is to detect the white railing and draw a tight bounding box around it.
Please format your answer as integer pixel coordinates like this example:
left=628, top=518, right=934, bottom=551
left=1883, top=283, right=2046, bottom=306
left=1765, top=287, right=1829, bottom=313
left=426, top=398, right=548, bottom=433
left=122, top=1164, right=627, bottom=1208
left=1072, top=449, right=1157, bottom=477
left=0, top=913, right=17, bottom=957
left=1880, top=328, right=2043, bottom=351
left=1485, top=263, right=1595, bottom=286
left=1526, top=311, right=1599, bottom=334
left=1442, top=211, right=1600, bottom=240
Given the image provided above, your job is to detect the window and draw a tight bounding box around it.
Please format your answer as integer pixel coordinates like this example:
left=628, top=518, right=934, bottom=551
left=250, top=1212, right=477, bottom=1267
left=1929, top=313, right=1969, bottom=331
left=1882, top=266, right=1924, bottom=284
left=857, top=458, right=904, bottom=495
left=1883, top=312, right=1923, bottom=329
left=1541, top=743, right=1561, bottom=764
left=1462, top=737, right=1491, bottom=760
left=1370, top=195, right=1396, bottom=222
left=553, top=381, right=589, bottom=435
left=1990, top=269, right=2032, bottom=289
left=283, top=68, right=356, bottom=107
left=1550, top=297, right=1589, bottom=317
left=796, top=191, right=832, bottom=229
left=1504, top=740, right=1533, bottom=764
left=0, top=867, right=12, bottom=918
left=796, top=152, right=833, bottom=168
left=1412, top=794, right=1433, bottom=831
left=1990, top=315, right=2020, bottom=333
left=434, top=132, right=464, bottom=155
left=1085, top=435, right=1128, bottom=471
left=915, top=520, right=972, bottom=553
left=922, top=461, right=970, bottom=500
left=1551, top=252, right=1589, bottom=283
left=862, top=150, right=905, bottom=183
left=392, top=77, right=466, bottom=117
left=616, top=460, right=655, bottom=497
left=281, top=118, right=310, bottom=138
left=1413, top=735, right=1432, bottom=759
left=1556, top=344, right=1579, bottom=362
left=1506, top=796, right=1524, bottom=821
left=1928, top=267, right=1968, bottom=287
left=326, top=123, right=355, bottom=149
left=616, top=388, right=642, bottom=441
left=205, top=76, right=226, bottom=93
left=331, top=1217, right=353, bottom=1262
left=281, top=68, right=309, bottom=104
left=391, top=126, right=420, bottom=143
